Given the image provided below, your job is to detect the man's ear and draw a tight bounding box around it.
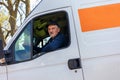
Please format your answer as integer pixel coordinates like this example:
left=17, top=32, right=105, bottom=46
left=58, top=28, right=61, bottom=32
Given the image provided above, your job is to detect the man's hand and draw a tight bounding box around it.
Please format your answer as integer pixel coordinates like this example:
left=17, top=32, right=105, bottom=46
left=0, top=58, right=5, bottom=64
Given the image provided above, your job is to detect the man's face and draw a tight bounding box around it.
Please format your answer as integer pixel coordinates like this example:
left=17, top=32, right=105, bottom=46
left=48, top=25, right=60, bottom=38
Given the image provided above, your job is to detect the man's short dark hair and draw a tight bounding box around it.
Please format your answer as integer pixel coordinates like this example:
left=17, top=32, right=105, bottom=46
left=47, top=21, right=60, bottom=28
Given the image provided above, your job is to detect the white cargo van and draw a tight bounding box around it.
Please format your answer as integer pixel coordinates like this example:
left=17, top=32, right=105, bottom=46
left=0, top=0, right=120, bottom=80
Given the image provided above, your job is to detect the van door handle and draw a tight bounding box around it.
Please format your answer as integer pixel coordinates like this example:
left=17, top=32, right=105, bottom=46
left=68, top=58, right=81, bottom=70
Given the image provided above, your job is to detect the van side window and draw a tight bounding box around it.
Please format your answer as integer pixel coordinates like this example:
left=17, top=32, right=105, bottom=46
left=33, top=11, right=70, bottom=56
left=14, top=22, right=32, bottom=61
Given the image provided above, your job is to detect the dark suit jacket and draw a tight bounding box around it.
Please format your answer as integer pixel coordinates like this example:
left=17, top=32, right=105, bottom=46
left=41, top=33, right=66, bottom=52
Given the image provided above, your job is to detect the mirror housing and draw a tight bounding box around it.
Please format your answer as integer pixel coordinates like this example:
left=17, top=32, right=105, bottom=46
left=0, top=39, right=4, bottom=58
left=0, top=39, right=6, bottom=64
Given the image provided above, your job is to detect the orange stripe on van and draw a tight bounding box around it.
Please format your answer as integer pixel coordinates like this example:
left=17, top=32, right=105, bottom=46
left=78, top=3, right=120, bottom=32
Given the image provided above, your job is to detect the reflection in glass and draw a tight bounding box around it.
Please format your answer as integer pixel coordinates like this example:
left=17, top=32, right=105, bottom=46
left=15, top=23, right=31, bottom=61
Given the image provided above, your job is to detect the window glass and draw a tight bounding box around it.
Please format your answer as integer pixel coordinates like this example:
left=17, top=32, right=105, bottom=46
left=15, top=23, right=32, bottom=61
left=33, top=11, right=70, bottom=56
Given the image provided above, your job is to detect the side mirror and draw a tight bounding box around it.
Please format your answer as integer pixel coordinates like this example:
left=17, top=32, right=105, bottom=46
left=0, top=39, right=6, bottom=64
left=0, top=39, right=4, bottom=57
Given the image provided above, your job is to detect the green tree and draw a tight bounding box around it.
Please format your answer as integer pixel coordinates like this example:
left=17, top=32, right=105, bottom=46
left=0, top=10, right=10, bottom=46
left=0, top=0, right=30, bottom=46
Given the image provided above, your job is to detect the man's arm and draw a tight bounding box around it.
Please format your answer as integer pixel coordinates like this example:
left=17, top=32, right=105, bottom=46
left=41, top=34, right=65, bottom=52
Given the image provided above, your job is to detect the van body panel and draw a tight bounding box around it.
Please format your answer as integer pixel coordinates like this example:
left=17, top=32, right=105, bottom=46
left=2, top=0, right=120, bottom=80
left=0, top=66, right=7, bottom=80
left=6, top=7, right=84, bottom=80
left=72, top=0, right=120, bottom=80
left=82, top=55, right=120, bottom=80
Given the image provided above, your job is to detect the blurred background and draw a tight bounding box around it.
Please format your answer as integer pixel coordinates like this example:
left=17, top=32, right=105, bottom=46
left=0, top=0, right=41, bottom=46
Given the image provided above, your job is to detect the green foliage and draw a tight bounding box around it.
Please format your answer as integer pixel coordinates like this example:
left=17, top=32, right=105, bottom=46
left=0, top=11, right=9, bottom=25
left=33, top=20, right=48, bottom=38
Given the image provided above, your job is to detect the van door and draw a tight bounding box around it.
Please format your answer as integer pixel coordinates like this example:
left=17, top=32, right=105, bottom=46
left=6, top=7, right=83, bottom=80
left=0, top=66, right=7, bottom=80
